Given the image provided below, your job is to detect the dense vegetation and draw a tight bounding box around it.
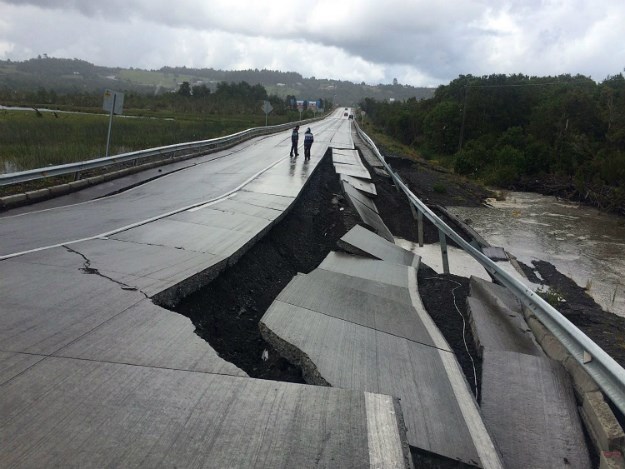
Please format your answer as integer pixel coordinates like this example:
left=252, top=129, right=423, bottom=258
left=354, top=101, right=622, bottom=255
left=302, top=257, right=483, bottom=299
left=1, top=78, right=298, bottom=117
left=361, top=73, right=625, bottom=214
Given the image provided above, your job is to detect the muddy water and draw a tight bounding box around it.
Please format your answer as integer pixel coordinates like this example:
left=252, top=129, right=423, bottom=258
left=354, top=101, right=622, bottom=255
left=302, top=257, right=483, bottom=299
left=448, top=192, right=625, bottom=317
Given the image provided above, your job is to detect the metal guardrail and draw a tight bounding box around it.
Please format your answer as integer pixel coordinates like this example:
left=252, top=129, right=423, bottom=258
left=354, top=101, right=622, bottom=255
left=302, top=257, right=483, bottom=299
left=0, top=117, right=321, bottom=187
left=355, top=121, right=625, bottom=415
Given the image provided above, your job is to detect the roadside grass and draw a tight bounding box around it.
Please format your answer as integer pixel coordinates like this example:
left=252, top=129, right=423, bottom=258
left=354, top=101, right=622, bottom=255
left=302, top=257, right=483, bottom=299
left=359, top=121, right=422, bottom=161
left=359, top=121, right=463, bottom=174
left=433, top=182, right=448, bottom=194
left=359, top=121, right=457, bottom=173
left=536, top=286, right=566, bottom=307
left=0, top=109, right=292, bottom=173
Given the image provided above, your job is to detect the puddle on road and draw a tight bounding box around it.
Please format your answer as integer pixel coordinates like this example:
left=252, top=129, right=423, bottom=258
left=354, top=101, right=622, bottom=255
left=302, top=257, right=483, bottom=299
left=448, top=192, right=625, bottom=317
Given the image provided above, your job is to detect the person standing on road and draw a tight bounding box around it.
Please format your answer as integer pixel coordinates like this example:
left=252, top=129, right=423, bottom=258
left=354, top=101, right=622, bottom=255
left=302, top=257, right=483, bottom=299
left=290, top=125, right=299, bottom=157
left=304, top=127, right=314, bottom=161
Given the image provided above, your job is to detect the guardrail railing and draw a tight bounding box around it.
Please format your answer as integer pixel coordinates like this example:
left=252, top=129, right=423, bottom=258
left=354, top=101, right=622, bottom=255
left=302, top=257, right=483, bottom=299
left=355, top=120, right=625, bottom=415
left=0, top=117, right=321, bottom=187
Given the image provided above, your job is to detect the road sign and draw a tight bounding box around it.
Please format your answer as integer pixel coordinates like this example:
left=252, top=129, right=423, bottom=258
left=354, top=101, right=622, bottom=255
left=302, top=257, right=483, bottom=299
left=103, top=89, right=124, bottom=115
left=262, top=100, right=273, bottom=126
left=261, top=100, right=273, bottom=114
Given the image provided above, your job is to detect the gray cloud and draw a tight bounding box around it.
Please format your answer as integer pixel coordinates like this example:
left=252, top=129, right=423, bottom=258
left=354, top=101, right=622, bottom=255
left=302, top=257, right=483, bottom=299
left=1, top=0, right=624, bottom=86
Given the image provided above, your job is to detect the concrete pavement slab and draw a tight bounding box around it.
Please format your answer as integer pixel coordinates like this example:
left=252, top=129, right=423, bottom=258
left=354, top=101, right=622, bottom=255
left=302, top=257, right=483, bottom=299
left=54, top=237, right=227, bottom=299
left=396, top=238, right=492, bottom=280
left=468, top=276, right=542, bottom=357
left=332, top=149, right=362, bottom=166
left=482, top=246, right=508, bottom=261
left=318, top=251, right=412, bottom=288
left=55, top=299, right=246, bottom=376
left=0, top=357, right=412, bottom=468
left=243, top=175, right=310, bottom=198
left=230, top=190, right=295, bottom=213
left=171, top=206, right=273, bottom=235
left=207, top=197, right=283, bottom=221
left=330, top=124, right=354, bottom=149
left=0, top=352, right=44, bottom=385
left=481, top=350, right=591, bottom=469
left=261, top=301, right=485, bottom=465
left=470, top=274, right=525, bottom=313
left=373, top=167, right=391, bottom=178
left=351, top=128, right=385, bottom=168
left=341, top=179, right=378, bottom=212
left=307, top=268, right=412, bottom=305
left=241, top=158, right=318, bottom=198
left=276, top=273, right=436, bottom=347
left=339, top=225, right=419, bottom=267
left=111, top=218, right=254, bottom=257
left=0, top=247, right=239, bottom=375
left=334, top=162, right=371, bottom=180
left=0, top=250, right=145, bottom=355
left=341, top=181, right=394, bottom=242
left=339, top=173, right=378, bottom=196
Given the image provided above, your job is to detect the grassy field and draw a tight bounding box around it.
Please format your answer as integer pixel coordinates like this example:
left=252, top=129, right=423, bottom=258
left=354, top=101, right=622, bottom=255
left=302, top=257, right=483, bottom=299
left=0, top=109, right=292, bottom=173
left=116, top=69, right=194, bottom=90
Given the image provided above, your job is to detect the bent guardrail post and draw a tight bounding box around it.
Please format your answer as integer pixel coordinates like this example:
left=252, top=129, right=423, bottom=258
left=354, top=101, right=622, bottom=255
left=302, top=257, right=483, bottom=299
left=438, top=230, right=450, bottom=274
left=354, top=120, right=625, bottom=415
left=408, top=204, right=425, bottom=248
left=417, top=210, right=424, bottom=247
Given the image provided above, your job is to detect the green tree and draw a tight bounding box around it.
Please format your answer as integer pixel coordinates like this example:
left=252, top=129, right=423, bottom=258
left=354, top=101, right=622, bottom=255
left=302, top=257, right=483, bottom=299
left=178, top=81, right=191, bottom=97
left=191, top=84, right=210, bottom=97
left=423, top=101, right=461, bottom=154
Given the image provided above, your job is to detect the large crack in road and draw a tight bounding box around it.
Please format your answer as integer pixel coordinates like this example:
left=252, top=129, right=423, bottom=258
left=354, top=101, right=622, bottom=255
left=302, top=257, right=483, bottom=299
left=171, top=151, right=361, bottom=383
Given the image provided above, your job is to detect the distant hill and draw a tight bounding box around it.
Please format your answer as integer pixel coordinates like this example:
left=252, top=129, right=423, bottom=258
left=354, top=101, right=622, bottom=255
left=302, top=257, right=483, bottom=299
left=0, top=57, right=434, bottom=105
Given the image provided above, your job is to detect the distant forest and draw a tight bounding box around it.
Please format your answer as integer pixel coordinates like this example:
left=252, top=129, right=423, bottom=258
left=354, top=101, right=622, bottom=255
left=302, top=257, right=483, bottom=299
left=361, top=73, right=625, bottom=215
left=0, top=56, right=434, bottom=109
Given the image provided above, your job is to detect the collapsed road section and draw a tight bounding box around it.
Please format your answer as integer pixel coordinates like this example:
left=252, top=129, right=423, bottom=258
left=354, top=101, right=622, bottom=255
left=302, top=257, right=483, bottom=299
left=1, top=113, right=606, bottom=467
left=1, top=115, right=414, bottom=468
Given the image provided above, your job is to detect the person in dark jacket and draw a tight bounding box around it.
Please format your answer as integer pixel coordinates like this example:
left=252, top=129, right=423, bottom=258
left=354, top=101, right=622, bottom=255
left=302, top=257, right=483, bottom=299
left=290, top=125, right=299, bottom=157
left=304, top=127, right=314, bottom=160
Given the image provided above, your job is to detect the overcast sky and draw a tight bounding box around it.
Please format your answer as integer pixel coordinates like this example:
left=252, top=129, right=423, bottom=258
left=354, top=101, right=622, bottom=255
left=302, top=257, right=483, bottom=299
left=1, top=0, right=624, bottom=87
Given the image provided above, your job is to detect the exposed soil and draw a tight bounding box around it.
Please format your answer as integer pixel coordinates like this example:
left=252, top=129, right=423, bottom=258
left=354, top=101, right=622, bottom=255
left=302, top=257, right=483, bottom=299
left=174, top=152, right=360, bottom=381
left=388, top=157, right=492, bottom=209
left=519, top=260, right=625, bottom=369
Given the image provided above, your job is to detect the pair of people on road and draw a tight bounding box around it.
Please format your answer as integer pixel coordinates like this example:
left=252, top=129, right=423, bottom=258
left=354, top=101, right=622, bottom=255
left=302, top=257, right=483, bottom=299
left=290, top=126, right=314, bottom=160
